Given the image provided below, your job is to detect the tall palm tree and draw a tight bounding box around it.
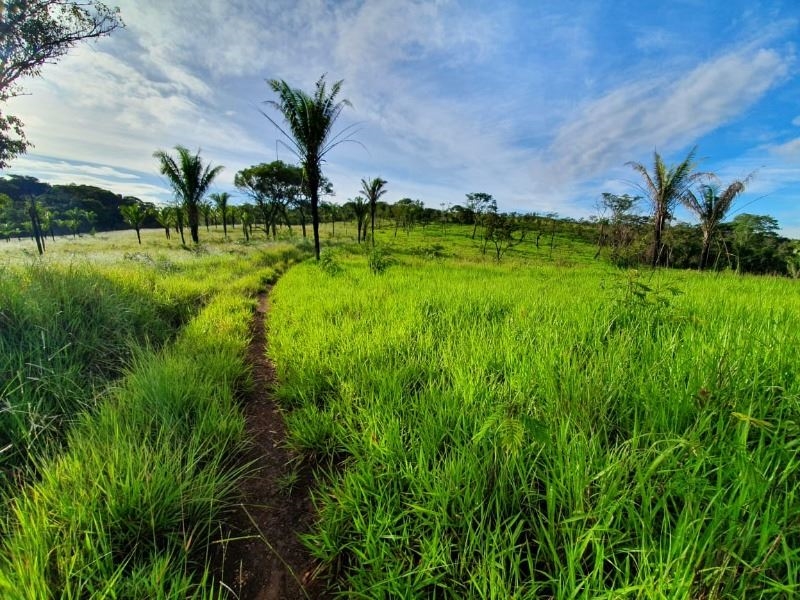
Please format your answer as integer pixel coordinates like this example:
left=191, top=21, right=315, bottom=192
left=359, top=177, right=387, bottom=247
left=153, top=146, right=223, bottom=244
left=682, top=176, right=751, bottom=270
left=627, top=148, right=707, bottom=267
left=264, top=75, right=354, bottom=260
left=211, top=192, right=231, bottom=238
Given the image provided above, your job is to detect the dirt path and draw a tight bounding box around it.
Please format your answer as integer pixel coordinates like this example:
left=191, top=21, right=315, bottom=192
left=214, top=292, right=324, bottom=599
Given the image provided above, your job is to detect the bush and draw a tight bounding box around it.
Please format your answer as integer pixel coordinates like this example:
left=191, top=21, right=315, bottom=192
left=367, top=246, right=394, bottom=274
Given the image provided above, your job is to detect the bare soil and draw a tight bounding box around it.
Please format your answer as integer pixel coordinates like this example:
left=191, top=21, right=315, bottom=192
left=213, top=292, right=325, bottom=599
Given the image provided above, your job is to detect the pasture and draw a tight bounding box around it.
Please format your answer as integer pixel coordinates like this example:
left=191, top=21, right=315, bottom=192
left=0, top=224, right=798, bottom=598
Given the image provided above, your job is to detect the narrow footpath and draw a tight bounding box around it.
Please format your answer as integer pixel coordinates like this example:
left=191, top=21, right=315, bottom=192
left=215, top=292, right=324, bottom=599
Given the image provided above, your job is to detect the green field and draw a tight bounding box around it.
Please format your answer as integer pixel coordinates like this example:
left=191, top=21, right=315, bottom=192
left=0, top=229, right=307, bottom=598
left=1, top=225, right=798, bottom=598
left=269, top=227, right=800, bottom=597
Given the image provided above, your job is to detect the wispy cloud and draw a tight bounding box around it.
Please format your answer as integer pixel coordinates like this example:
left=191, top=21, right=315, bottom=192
left=533, top=48, right=790, bottom=191
left=6, top=156, right=170, bottom=204
left=770, top=137, right=800, bottom=159
left=11, top=157, right=140, bottom=180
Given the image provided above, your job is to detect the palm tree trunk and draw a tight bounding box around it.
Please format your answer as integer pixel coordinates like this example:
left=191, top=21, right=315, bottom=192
left=28, top=205, right=44, bottom=255
left=651, top=211, right=664, bottom=268
left=371, top=203, right=376, bottom=247
left=136, top=227, right=141, bottom=245
left=699, top=228, right=712, bottom=270
left=309, top=169, right=321, bottom=260
left=188, top=204, right=199, bottom=243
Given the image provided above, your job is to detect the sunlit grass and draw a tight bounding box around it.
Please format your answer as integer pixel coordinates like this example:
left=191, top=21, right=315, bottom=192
left=3, top=218, right=798, bottom=597
left=269, top=236, right=800, bottom=598
left=0, top=233, right=311, bottom=597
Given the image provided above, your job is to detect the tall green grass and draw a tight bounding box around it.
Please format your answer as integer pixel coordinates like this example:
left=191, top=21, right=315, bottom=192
left=0, top=240, right=310, bottom=597
left=0, top=263, right=185, bottom=481
left=269, top=252, right=800, bottom=597
left=0, top=291, right=254, bottom=598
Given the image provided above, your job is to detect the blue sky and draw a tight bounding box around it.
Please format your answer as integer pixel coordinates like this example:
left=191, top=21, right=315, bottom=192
left=4, top=0, right=800, bottom=235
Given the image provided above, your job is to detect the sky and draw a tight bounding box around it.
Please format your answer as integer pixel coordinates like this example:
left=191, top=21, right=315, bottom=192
left=4, top=0, right=800, bottom=235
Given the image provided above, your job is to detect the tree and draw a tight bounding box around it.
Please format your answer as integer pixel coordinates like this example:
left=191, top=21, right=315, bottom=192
left=26, top=196, right=46, bottom=254
left=359, top=177, right=387, bottom=247
left=681, top=176, right=751, bottom=270
left=154, top=206, right=173, bottom=240
left=153, top=146, right=223, bottom=244
left=601, top=193, right=639, bottom=223
left=599, top=193, right=642, bottom=264
left=345, top=197, right=369, bottom=243
left=0, top=192, right=13, bottom=240
left=627, top=148, right=707, bottom=267
left=234, top=161, right=302, bottom=239
left=0, top=1, right=123, bottom=167
left=210, top=192, right=231, bottom=238
left=483, top=212, right=528, bottom=261
left=392, top=198, right=423, bottom=236
left=297, top=175, right=332, bottom=239
left=198, top=200, right=213, bottom=232
left=119, top=201, right=150, bottom=244
left=465, top=193, right=497, bottom=239
left=62, top=206, right=89, bottom=238
left=729, top=213, right=780, bottom=273
left=238, top=204, right=254, bottom=241
left=173, top=203, right=186, bottom=245
left=264, top=75, right=354, bottom=260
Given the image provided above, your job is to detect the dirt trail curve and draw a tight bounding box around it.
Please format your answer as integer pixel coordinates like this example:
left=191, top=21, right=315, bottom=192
left=214, top=291, right=325, bottom=600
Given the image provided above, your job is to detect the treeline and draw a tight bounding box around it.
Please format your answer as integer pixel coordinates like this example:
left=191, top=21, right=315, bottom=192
left=324, top=192, right=800, bottom=277
left=0, top=175, right=157, bottom=239
left=3, top=170, right=798, bottom=277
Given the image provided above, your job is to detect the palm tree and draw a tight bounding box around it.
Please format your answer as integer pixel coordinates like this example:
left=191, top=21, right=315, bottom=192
left=153, top=146, right=223, bottom=244
left=627, top=148, right=707, bottom=267
left=239, top=204, right=254, bottom=241
left=63, top=207, right=87, bottom=238
left=682, top=177, right=751, bottom=270
left=360, top=177, right=387, bottom=247
left=154, top=206, right=173, bottom=239
left=199, top=200, right=213, bottom=232
left=119, top=201, right=150, bottom=245
left=346, top=197, right=369, bottom=243
left=264, top=75, right=354, bottom=260
left=174, top=204, right=186, bottom=245
left=211, top=192, right=231, bottom=238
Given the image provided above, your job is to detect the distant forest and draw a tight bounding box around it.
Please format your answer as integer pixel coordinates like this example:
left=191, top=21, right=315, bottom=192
left=0, top=175, right=158, bottom=236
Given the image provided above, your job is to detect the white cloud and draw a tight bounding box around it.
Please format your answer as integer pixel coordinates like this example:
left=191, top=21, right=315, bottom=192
left=531, top=48, right=790, bottom=192
left=4, top=160, right=170, bottom=205
left=10, top=157, right=139, bottom=180
left=770, top=137, right=800, bottom=158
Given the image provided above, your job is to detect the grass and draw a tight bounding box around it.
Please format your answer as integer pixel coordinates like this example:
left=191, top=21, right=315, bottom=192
left=0, top=228, right=310, bottom=597
left=2, top=221, right=798, bottom=597
left=268, top=227, right=800, bottom=598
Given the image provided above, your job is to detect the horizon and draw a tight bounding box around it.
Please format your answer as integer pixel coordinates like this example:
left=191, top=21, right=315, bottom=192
left=2, top=0, right=799, bottom=235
